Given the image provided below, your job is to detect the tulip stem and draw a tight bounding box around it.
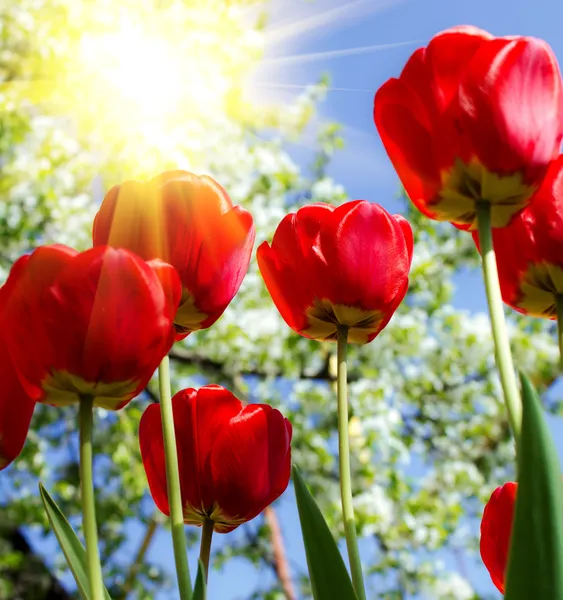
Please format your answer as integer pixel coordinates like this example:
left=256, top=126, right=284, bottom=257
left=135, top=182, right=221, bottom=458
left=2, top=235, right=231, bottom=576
left=556, top=296, right=563, bottom=373
left=336, top=326, right=366, bottom=600
left=79, top=396, right=104, bottom=600
left=476, top=202, right=522, bottom=446
left=158, top=355, right=192, bottom=600
left=199, top=519, right=214, bottom=584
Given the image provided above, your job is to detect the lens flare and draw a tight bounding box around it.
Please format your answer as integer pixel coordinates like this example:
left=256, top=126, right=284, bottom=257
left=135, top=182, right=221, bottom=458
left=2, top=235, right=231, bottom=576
left=9, top=2, right=263, bottom=174
left=78, top=25, right=229, bottom=124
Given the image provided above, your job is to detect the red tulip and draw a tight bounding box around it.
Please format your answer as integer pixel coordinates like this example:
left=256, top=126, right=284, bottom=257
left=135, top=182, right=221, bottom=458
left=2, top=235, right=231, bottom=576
left=472, top=155, right=563, bottom=318
left=480, top=482, right=517, bottom=594
left=139, top=385, right=292, bottom=533
left=1, top=245, right=181, bottom=410
left=0, top=281, right=35, bottom=469
left=374, top=26, right=563, bottom=229
left=256, top=201, right=413, bottom=344
left=92, top=171, right=255, bottom=339
left=0, top=345, right=35, bottom=471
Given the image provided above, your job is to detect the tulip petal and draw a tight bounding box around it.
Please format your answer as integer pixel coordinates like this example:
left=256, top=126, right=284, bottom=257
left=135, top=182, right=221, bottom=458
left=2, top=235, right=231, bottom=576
left=374, top=26, right=562, bottom=228
left=0, top=339, right=35, bottom=471
left=398, top=48, right=439, bottom=125
left=425, top=26, right=493, bottom=109
left=393, top=214, right=414, bottom=267
left=146, top=259, right=182, bottom=321
left=374, top=78, right=440, bottom=215
left=458, top=37, right=563, bottom=177
left=47, top=248, right=173, bottom=393
left=211, top=404, right=292, bottom=529
left=176, top=206, right=255, bottom=329
left=140, top=390, right=243, bottom=521
left=139, top=403, right=170, bottom=516
left=474, top=156, right=563, bottom=318
left=319, top=201, right=411, bottom=310
left=1, top=245, right=77, bottom=400
left=3, top=245, right=176, bottom=410
left=257, top=204, right=334, bottom=335
left=521, top=156, right=563, bottom=264
left=257, top=241, right=311, bottom=335
left=259, top=201, right=412, bottom=343
left=141, top=386, right=292, bottom=532
left=95, top=171, right=254, bottom=335
left=480, top=482, right=517, bottom=594
left=93, top=180, right=166, bottom=261
left=270, top=203, right=334, bottom=262
left=2, top=245, right=77, bottom=307
left=172, top=386, right=243, bottom=517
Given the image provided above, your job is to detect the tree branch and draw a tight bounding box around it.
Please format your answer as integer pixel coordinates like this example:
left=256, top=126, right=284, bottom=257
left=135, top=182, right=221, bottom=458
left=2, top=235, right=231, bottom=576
left=120, top=516, right=159, bottom=599
left=264, top=506, right=296, bottom=600
left=143, top=385, right=159, bottom=404
left=168, top=348, right=336, bottom=382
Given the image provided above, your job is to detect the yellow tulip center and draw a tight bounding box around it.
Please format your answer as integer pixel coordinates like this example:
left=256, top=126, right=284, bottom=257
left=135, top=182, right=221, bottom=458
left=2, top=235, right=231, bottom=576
left=435, top=158, right=535, bottom=229
left=304, top=299, right=384, bottom=344
left=41, top=371, right=139, bottom=410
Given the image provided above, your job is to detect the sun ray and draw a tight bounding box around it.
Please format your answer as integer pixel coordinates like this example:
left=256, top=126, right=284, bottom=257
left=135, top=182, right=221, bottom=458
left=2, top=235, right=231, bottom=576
left=261, top=39, right=421, bottom=68
left=250, top=82, right=373, bottom=93
left=265, top=0, right=407, bottom=45
left=1, top=0, right=414, bottom=178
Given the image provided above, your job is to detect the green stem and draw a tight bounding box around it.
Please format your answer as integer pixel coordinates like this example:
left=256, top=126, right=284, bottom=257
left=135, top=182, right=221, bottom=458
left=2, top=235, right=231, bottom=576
left=79, top=396, right=104, bottom=600
left=159, top=355, right=192, bottom=600
left=476, top=202, right=522, bottom=445
left=199, top=519, right=214, bottom=584
left=336, top=326, right=366, bottom=600
left=556, top=296, right=563, bottom=373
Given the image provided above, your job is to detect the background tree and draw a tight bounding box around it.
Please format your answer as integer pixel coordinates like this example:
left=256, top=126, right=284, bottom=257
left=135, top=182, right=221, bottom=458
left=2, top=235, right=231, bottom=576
left=0, top=1, right=559, bottom=599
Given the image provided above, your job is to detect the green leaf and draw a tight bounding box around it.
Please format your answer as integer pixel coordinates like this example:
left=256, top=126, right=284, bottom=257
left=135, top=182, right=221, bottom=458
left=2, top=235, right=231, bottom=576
left=505, top=374, right=563, bottom=600
left=39, top=483, right=112, bottom=600
left=292, top=466, right=358, bottom=600
left=192, top=559, right=207, bottom=600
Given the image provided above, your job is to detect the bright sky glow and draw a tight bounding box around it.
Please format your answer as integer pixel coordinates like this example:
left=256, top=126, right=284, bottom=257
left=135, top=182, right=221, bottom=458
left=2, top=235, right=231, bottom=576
left=78, top=26, right=229, bottom=124
left=13, top=1, right=265, bottom=174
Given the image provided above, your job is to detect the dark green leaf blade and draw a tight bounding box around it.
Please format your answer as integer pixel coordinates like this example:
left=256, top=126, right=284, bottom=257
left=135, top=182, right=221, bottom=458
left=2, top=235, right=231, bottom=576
left=39, top=483, right=112, bottom=600
left=192, top=559, right=206, bottom=600
left=292, top=466, right=358, bottom=600
left=505, top=373, right=563, bottom=600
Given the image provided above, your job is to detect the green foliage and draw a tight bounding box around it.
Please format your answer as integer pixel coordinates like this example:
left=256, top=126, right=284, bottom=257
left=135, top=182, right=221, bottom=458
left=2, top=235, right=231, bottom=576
left=293, top=467, right=357, bottom=600
left=505, top=375, right=563, bottom=599
left=39, top=484, right=112, bottom=600
left=192, top=560, right=207, bottom=600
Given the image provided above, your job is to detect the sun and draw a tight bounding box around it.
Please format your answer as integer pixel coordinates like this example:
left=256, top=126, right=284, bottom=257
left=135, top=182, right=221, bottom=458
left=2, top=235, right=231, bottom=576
left=14, top=1, right=264, bottom=174
left=78, top=24, right=229, bottom=125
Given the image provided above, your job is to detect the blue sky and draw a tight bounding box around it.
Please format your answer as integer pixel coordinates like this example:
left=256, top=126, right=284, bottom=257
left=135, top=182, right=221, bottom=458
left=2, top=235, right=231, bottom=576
left=26, top=0, right=563, bottom=598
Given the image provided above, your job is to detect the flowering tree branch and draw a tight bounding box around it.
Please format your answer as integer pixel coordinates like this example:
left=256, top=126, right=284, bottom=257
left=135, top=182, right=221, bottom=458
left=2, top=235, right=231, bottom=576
left=120, top=516, right=159, bottom=599
left=264, top=506, right=296, bottom=600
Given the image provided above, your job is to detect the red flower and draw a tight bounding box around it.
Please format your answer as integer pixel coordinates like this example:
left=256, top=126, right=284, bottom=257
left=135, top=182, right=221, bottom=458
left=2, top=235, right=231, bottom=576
left=0, top=344, right=35, bottom=471
left=1, top=245, right=181, bottom=410
left=92, top=171, right=255, bottom=339
left=256, top=201, right=413, bottom=344
left=374, top=26, right=563, bottom=229
left=139, top=385, right=292, bottom=533
left=0, top=281, right=35, bottom=469
left=480, top=482, right=517, bottom=594
left=473, top=155, right=563, bottom=318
